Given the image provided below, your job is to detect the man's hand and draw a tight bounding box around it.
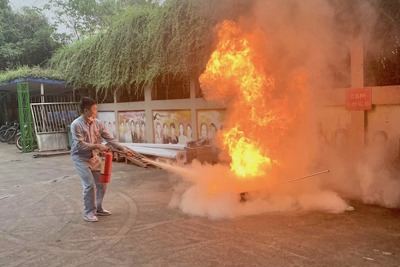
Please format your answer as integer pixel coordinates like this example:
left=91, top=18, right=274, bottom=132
left=124, top=149, right=134, bottom=157
left=95, top=144, right=109, bottom=152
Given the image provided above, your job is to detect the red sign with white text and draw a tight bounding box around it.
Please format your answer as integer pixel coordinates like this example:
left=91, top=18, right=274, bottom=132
left=345, top=88, right=372, bottom=110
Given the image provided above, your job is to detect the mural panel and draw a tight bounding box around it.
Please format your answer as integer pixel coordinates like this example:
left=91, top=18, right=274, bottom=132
left=153, top=110, right=192, bottom=144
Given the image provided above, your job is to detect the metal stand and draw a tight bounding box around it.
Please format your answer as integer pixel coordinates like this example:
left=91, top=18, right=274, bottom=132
left=17, top=83, right=34, bottom=152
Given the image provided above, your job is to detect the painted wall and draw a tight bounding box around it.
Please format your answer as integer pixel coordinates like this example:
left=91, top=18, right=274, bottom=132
left=367, top=105, right=400, bottom=158
left=98, top=80, right=226, bottom=143
left=98, top=82, right=400, bottom=150
left=317, top=106, right=352, bottom=146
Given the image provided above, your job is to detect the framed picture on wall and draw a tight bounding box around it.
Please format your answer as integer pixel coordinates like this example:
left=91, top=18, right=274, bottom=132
left=118, top=111, right=146, bottom=143
left=152, top=110, right=192, bottom=144
left=196, top=109, right=226, bottom=146
left=98, top=111, right=117, bottom=139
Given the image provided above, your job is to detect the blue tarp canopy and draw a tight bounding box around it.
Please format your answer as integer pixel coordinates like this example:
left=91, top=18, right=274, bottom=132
left=0, top=77, right=71, bottom=96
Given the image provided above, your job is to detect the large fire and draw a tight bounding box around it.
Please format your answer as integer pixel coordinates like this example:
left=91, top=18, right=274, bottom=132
left=200, top=20, right=295, bottom=180
left=169, top=8, right=362, bottom=219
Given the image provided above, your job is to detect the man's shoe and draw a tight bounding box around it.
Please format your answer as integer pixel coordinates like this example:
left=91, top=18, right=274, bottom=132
left=84, top=213, right=99, bottom=222
left=95, top=209, right=112, bottom=216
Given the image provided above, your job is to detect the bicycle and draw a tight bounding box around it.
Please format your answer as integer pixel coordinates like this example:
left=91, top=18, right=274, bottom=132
left=0, top=121, right=13, bottom=142
left=0, top=121, right=11, bottom=132
left=0, top=122, right=19, bottom=143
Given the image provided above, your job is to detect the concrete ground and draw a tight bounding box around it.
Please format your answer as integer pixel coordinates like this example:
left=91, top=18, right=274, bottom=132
left=0, top=142, right=399, bottom=267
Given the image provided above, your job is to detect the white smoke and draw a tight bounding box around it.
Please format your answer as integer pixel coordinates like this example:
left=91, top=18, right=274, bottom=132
left=356, top=136, right=400, bottom=208
left=167, top=160, right=351, bottom=220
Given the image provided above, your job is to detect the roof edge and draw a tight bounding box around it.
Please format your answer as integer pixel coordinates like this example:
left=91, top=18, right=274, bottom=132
left=0, top=77, right=67, bottom=87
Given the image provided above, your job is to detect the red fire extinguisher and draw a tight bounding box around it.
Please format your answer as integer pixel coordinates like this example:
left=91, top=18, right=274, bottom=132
left=100, top=152, right=113, bottom=183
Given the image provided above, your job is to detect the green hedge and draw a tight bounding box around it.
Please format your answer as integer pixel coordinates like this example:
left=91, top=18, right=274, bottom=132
left=49, top=0, right=253, bottom=94
left=0, top=66, right=65, bottom=83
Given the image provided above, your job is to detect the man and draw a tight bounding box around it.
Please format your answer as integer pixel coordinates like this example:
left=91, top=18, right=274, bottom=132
left=70, top=97, right=133, bottom=222
left=162, top=123, right=169, bottom=144
left=154, top=122, right=162, bottom=144
left=169, top=122, right=178, bottom=144
left=140, top=121, right=146, bottom=143
left=200, top=123, right=208, bottom=140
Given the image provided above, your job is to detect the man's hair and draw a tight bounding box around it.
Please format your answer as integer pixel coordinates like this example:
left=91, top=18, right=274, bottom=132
left=79, top=97, right=97, bottom=113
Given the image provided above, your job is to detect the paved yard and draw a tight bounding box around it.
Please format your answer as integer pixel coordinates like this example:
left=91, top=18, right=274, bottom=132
left=0, top=142, right=399, bottom=267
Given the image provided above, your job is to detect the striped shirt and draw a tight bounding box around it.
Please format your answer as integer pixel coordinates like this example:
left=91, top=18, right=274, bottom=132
left=70, top=116, right=124, bottom=168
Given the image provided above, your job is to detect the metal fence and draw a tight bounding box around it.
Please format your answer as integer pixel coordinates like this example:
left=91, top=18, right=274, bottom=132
left=31, top=103, right=80, bottom=134
left=30, top=93, right=77, bottom=104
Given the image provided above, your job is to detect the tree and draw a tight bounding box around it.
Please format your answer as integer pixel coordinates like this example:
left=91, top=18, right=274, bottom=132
left=0, top=2, right=62, bottom=70
left=0, top=0, right=10, bottom=11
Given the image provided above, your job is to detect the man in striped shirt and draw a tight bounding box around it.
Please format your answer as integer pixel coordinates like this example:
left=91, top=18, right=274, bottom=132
left=70, top=97, right=133, bottom=222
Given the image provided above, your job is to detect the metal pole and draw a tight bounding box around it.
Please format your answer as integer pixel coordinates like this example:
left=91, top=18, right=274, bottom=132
left=40, top=83, right=44, bottom=103
left=280, top=170, right=330, bottom=184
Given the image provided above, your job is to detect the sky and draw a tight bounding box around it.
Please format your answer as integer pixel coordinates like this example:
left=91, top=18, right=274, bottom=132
left=8, top=0, right=49, bottom=13
left=8, top=0, right=70, bottom=33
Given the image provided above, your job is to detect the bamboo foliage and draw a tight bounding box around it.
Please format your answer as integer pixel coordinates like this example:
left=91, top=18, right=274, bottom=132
left=49, top=0, right=254, bottom=94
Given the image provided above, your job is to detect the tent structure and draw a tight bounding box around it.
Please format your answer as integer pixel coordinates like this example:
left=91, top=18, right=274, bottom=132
left=0, top=77, right=76, bottom=152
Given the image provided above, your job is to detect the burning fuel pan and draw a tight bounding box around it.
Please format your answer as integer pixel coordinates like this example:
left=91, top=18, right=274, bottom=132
left=239, top=192, right=250, bottom=203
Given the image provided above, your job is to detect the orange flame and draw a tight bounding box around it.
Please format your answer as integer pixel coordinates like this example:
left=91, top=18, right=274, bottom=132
left=200, top=20, right=278, bottom=179
left=223, top=126, right=271, bottom=177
